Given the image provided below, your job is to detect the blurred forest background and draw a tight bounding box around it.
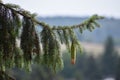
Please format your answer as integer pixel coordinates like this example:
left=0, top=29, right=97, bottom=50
left=10, top=17, right=120, bottom=80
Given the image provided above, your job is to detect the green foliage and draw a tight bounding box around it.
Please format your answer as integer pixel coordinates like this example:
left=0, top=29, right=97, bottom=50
left=41, top=27, right=63, bottom=71
left=0, top=1, right=103, bottom=79
left=14, top=47, right=24, bottom=69
left=0, top=3, right=20, bottom=72
left=5, top=3, right=20, bottom=9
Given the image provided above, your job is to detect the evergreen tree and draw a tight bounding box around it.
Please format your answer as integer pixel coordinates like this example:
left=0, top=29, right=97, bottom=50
left=84, top=55, right=102, bottom=80
left=0, top=0, right=103, bottom=80
left=101, top=36, right=119, bottom=77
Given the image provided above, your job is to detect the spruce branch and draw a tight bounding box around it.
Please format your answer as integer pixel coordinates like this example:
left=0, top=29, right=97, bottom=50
left=0, top=2, right=49, bottom=28
left=52, top=14, right=103, bottom=30
left=0, top=2, right=103, bottom=31
left=0, top=0, right=104, bottom=76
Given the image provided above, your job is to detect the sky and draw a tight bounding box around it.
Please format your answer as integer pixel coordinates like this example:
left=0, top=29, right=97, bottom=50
left=3, top=0, right=120, bottom=18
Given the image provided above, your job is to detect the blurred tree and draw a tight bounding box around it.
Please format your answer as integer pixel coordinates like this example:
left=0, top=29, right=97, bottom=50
left=84, top=55, right=102, bottom=80
left=101, top=36, right=119, bottom=77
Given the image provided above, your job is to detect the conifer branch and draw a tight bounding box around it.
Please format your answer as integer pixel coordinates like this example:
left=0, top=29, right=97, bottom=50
left=0, top=2, right=49, bottom=28
left=0, top=0, right=104, bottom=77
left=0, top=2, right=103, bottom=31
left=52, top=15, right=103, bottom=30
